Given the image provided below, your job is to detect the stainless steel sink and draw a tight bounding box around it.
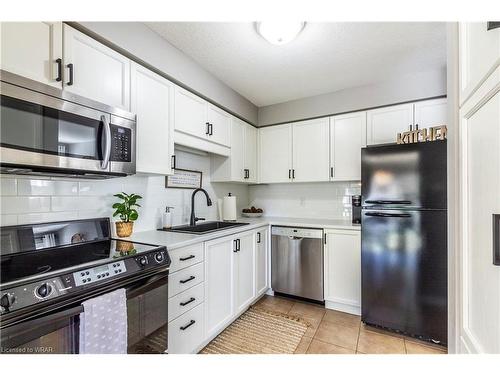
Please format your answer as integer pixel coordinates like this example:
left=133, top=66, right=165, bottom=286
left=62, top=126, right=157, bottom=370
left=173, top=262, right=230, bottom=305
left=161, top=221, right=249, bottom=235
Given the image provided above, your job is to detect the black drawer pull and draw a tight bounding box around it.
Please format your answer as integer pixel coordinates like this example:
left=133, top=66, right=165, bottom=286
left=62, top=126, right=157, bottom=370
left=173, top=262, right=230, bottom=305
left=179, top=276, right=195, bottom=284
left=179, top=255, right=195, bottom=261
left=180, top=297, right=196, bottom=307
left=257, top=232, right=261, bottom=243
left=180, top=320, right=196, bottom=331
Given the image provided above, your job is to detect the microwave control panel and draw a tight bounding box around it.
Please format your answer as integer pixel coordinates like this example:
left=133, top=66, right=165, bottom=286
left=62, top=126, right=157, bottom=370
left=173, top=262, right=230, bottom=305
left=110, top=125, right=132, bottom=162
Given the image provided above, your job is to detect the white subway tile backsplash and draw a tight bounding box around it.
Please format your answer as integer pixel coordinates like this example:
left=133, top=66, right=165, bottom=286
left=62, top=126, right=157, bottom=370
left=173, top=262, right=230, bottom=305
left=17, top=179, right=78, bottom=196
left=0, top=214, right=18, bottom=226
left=17, top=212, right=78, bottom=225
left=0, top=178, right=17, bottom=196
left=0, top=196, right=51, bottom=214
left=78, top=180, right=123, bottom=196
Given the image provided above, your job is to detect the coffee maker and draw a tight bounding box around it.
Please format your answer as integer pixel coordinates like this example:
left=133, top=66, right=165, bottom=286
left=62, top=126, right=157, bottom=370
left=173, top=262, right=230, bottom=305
left=351, top=195, right=361, bottom=224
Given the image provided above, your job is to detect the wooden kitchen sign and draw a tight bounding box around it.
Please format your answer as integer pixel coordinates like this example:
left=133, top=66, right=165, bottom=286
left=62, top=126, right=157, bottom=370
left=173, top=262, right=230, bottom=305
left=397, top=125, right=447, bottom=145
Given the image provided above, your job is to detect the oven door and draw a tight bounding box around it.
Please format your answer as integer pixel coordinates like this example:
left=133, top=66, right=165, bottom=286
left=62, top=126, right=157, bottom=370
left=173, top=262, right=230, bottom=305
left=0, top=82, right=112, bottom=174
left=0, top=271, right=168, bottom=354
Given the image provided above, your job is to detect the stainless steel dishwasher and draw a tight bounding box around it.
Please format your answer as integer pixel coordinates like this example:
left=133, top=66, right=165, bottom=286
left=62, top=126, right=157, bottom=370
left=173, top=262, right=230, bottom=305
left=271, top=226, right=324, bottom=302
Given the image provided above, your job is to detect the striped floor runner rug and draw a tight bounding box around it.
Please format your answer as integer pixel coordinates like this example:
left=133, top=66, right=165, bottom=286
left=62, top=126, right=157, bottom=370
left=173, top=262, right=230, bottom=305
left=201, top=307, right=309, bottom=354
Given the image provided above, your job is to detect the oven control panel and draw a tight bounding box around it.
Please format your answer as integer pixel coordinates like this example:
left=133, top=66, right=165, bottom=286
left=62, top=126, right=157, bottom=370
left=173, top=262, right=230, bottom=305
left=110, top=125, right=132, bottom=162
left=73, top=260, right=126, bottom=287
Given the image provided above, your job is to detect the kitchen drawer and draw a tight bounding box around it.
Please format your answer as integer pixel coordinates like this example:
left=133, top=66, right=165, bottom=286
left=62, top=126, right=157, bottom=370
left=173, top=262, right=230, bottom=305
left=168, top=302, right=205, bottom=354
left=168, top=282, right=204, bottom=322
left=168, top=243, right=204, bottom=273
left=169, top=262, right=204, bottom=297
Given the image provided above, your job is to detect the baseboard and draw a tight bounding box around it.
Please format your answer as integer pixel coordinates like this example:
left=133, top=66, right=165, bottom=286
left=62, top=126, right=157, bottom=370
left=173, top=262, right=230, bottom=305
left=325, top=300, right=361, bottom=316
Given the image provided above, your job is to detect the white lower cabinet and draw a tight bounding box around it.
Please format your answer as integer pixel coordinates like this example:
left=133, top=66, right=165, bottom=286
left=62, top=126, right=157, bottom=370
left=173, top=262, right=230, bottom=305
left=255, top=228, right=269, bottom=296
left=168, top=303, right=205, bottom=354
left=169, top=227, right=269, bottom=353
left=233, top=232, right=256, bottom=314
left=204, top=236, right=235, bottom=339
left=324, top=229, right=361, bottom=315
left=168, top=282, right=204, bottom=322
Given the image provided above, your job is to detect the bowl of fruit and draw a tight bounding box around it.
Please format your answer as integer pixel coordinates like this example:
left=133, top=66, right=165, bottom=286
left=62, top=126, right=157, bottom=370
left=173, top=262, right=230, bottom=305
left=241, top=206, right=264, bottom=218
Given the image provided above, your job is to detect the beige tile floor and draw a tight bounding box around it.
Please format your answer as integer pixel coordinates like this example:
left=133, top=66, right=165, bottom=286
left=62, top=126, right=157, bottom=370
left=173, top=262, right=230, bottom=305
left=254, top=295, right=447, bottom=355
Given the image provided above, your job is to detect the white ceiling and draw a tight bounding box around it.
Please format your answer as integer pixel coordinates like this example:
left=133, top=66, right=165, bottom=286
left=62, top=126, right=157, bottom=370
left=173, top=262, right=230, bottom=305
left=146, top=22, right=446, bottom=107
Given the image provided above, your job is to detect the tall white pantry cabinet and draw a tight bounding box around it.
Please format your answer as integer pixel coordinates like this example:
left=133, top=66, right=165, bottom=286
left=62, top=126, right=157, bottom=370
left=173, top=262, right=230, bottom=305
left=457, top=22, right=500, bottom=354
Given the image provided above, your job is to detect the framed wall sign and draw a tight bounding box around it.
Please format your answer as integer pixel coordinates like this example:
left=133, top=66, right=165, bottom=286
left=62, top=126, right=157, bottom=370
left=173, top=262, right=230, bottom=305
left=165, top=168, right=202, bottom=189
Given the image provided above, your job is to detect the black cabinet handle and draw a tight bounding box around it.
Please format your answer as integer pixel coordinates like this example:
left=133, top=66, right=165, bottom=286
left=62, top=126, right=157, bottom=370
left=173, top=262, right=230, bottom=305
left=493, top=214, right=500, bottom=266
left=330, top=167, right=334, bottom=178
left=55, top=58, right=62, bottom=82
left=233, top=239, right=238, bottom=252
left=179, top=276, right=195, bottom=284
left=180, top=297, right=196, bottom=307
left=171, top=155, right=176, bottom=169
left=244, top=169, right=249, bottom=179
left=179, top=255, right=195, bottom=261
left=66, top=63, right=74, bottom=86
left=288, top=169, right=291, bottom=179
left=237, top=238, right=241, bottom=251
left=415, top=123, right=419, bottom=130
left=409, top=124, right=413, bottom=131
left=180, top=320, right=196, bottom=331
left=209, top=123, right=213, bottom=136
left=205, top=122, right=210, bottom=135
left=292, top=169, right=295, bottom=179
left=365, top=212, right=411, bottom=218
left=257, top=232, right=261, bottom=243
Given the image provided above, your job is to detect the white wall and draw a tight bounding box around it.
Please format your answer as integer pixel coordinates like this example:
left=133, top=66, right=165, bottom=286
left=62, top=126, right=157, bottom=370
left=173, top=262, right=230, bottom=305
left=76, top=22, right=258, bottom=125
left=258, top=68, right=447, bottom=126
left=249, top=181, right=360, bottom=220
left=0, top=150, right=249, bottom=233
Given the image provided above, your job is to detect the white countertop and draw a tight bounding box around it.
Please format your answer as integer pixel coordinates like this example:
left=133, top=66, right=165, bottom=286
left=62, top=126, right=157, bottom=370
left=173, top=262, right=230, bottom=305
left=125, top=216, right=359, bottom=250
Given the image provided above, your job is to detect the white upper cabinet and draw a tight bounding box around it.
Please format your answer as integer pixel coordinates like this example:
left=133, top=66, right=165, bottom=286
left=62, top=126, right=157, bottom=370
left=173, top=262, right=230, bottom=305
left=330, top=111, right=367, bottom=181
left=229, top=117, right=246, bottom=181
left=63, top=25, right=130, bottom=111
left=244, top=124, right=258, bottom=183
left=130, top=62, right=174, bottom=175
left=258, top=124, right=293, bottom=183
left=174, top=86, right=207, bottom=139
left=0, top=22, right=63, bottom=88
left=233, top=232, right=256, bottom=315
left=413, top=98, right=447, bottom=128
left=207, top=104, right=231, bottom=147
left=211, top=117, right=257, bottom=183
left=367, top=103, right=413, bottom=145
left=174, top=86, right=232, bottom=154
left=459, top=22, right=500, bottom=104
left=292, top=118, right=330, bottom=182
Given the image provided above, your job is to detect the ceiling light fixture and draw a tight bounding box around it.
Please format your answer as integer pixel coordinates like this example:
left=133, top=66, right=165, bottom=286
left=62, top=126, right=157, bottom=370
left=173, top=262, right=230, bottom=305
left=256, top=21, right=305, bottom=46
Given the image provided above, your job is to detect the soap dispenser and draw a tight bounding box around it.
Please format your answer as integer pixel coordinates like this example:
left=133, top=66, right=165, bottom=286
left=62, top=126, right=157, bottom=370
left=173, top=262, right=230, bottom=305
left=162, top=206, right=174, bottom=229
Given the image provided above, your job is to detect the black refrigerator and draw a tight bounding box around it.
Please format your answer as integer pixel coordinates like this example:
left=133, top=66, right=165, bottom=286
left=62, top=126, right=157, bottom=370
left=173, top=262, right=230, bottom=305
left=361, top=140, right=447, bottom=345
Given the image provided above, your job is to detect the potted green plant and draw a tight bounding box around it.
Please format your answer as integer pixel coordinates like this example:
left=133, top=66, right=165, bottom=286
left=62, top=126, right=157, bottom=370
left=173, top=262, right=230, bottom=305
left=112, top=192, right=142, bottom=237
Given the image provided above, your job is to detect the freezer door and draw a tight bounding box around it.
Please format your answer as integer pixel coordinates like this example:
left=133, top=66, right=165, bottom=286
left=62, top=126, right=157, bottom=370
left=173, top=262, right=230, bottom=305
left=361, top=141, right=447, bottom=209
left=361, top=209, right=447, bottom=343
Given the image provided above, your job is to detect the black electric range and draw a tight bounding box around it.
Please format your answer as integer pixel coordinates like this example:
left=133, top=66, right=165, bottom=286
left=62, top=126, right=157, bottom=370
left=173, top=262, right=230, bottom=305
left=0, top=218, right=170, bottom=326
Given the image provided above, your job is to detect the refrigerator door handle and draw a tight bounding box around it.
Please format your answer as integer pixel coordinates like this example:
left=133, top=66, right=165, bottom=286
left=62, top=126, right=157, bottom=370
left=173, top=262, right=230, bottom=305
left=365, top=200, right=412, bottom=205
left=365, top=212, right=412, bottom=218
left=494, top=214, right=500, bottom=266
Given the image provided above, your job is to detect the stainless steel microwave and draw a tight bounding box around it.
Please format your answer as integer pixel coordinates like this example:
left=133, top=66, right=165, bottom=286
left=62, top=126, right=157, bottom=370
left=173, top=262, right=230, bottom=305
left=0, top=71, right=136, bottom=179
